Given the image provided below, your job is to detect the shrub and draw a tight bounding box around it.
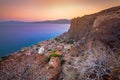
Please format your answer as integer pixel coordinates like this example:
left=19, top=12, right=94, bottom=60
left=45, top=56, right=50, bottom=63
left=68, top=49, right=70, bottom=51
left=51, top=49, right=56, bottom=54
left=61, top=59, right=65, bottom=65
left=36, top=48, right=39, bottom=51
left=49, top=53, right=60, bottom=57
left=45, top=52, right=60, bottom=63
left=67, top=39, right=74, bottom=44
left=48, top=49, right=52, bottom=51
left=55, top=37, right=61, bottom=42
left=0, top=56, right=9, bottom=62
left=37, top=44, right=41, bottom=47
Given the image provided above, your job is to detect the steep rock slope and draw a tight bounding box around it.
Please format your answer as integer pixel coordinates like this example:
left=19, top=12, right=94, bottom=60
left=62, top=6, right=120, bottom=80
left=68, top=6, right=120, bottom=41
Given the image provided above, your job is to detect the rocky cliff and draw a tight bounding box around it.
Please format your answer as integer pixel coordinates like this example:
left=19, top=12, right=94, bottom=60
left=63, top=6, right=120, bottom=80
left=68, top=6, right=120, bottom=41
left=0, top=6, right=120, bottom=80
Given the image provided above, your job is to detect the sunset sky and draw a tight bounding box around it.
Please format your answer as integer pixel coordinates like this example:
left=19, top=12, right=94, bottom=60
left=0, top=0, right=120, bottom=21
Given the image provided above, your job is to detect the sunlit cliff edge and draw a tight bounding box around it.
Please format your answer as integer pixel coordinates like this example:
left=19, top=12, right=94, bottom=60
left=0, top=6, right=120, bottom=80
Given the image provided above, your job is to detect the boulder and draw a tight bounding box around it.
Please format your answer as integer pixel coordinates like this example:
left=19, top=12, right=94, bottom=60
left=70, top=47, right=79, bottom=57
left=56, top=51, right=63, bottom=55
left=49, top=57, right=61, bottom=70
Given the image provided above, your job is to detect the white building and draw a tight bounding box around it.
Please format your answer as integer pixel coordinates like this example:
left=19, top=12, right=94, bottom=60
left=64, top=44, right=72, bottom=50
left=38, top=46, right=45, bottom=55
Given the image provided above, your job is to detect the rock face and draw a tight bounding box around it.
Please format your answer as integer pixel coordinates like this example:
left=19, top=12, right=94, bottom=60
left=68, top=15, right=96, bottom=40
left=0, top=6, right=120, bottom=80
left=92, top=14, right=120, bottom=49
left=68, top=6, right=120, bottom=41
left=62, top=6, right=120, bottom=80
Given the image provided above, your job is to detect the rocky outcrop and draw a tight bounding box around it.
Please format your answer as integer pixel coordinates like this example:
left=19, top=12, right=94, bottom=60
left=62, top=6, right=120, bottom=80
left=92, top=14, right=120, bottom=49
left=68, top=15, right=96, bottom=40
left=68, top=6, right=120, bottom=41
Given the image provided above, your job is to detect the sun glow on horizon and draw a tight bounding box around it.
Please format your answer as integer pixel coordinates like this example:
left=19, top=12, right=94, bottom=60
left=0, top=0, right=120, bottom=21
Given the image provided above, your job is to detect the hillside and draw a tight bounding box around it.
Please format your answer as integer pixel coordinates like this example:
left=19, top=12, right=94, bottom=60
left=37, top=19, right=70, bottom=24
left=0, top=6, right=120, bottom=80
left=0, top=19, right=70, bottom=24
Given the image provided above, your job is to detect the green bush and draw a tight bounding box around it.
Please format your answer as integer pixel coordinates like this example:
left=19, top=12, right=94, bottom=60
left=0, top=56, right=9, bottom=62
left=49, top=53, right=60, bottom=57
left=36, top=48, right=39, bottom=51
left=48, top=49, right=52, bottom=51
left=55, top=38, right=61, bottom=42
left=37, top=44, right=41, bottom=47
left=68, top=49, right=70, bottom=51
left=45, top=56, right=50, bottom=63
left=61, top=59, right=65, bottom=65
left=45, top=53, right=60, bottom=63
left=51, top=49, right=56, bottom=54
left=67, top=39, right=74, bottom=44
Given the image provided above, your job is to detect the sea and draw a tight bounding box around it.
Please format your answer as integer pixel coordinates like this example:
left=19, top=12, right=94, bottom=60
left=0, top=22, right=70, bottom=56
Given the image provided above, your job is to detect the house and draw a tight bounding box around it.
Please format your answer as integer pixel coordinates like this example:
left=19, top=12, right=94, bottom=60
left=38, top=46, right=45, bottom=55
left=25, top=51, right=31, bottom=56
left=64, top=44, right=72, bottom=50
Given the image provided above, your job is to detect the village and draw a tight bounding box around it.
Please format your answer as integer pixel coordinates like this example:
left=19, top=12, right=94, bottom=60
left=0, top=34, right=78, bottom=79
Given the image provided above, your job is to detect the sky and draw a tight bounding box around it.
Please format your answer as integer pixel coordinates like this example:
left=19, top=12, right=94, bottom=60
left=0, top=0, right=120, bottom=21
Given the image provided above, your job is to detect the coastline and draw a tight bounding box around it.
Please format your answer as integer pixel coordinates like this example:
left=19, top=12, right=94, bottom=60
left=0, top=32, right=71, bottom=59
left=0, top=32, right=67, bottom=56
left=0, top=23, right=70, bottom=57
left=0, top=32, right=75, bottom=79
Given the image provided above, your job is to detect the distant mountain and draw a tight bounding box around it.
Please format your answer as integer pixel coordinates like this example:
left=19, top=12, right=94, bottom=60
left=4, top=21, right=24, bottom=23
left=0, top=19, right=70, bottom=24
left=32, top=19, right=70, bottom=24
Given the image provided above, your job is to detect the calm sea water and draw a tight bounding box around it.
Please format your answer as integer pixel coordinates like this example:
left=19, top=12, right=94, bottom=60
left=0, top=23, right=70, bottom=56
